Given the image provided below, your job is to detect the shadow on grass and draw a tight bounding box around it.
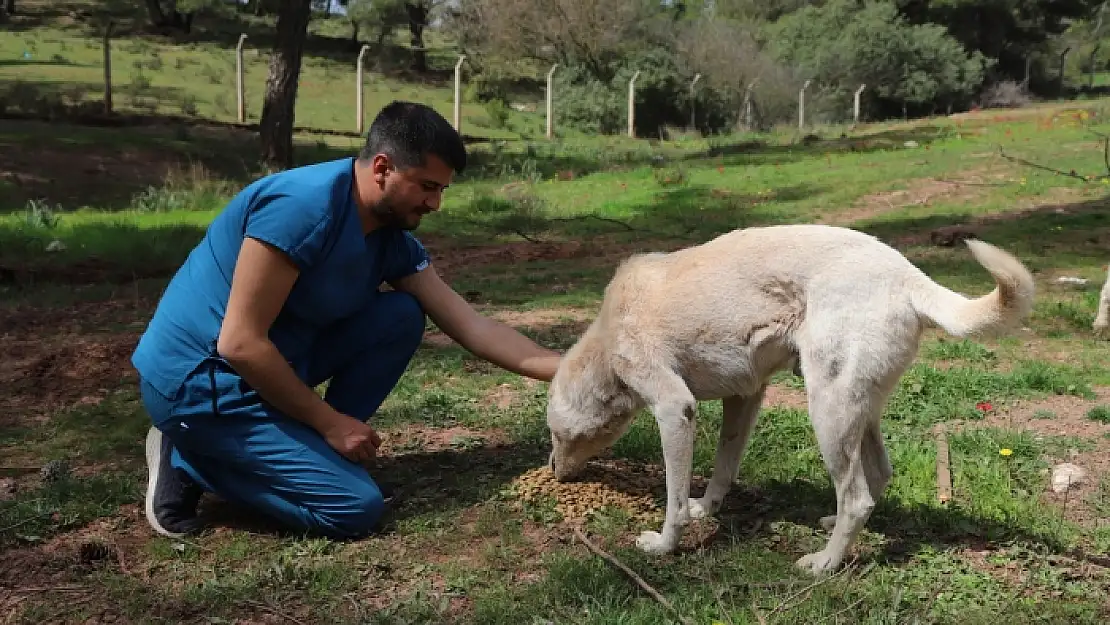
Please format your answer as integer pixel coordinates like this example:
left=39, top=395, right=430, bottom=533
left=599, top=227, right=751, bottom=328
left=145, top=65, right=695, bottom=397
left=190, top=438, right=1077, bottom=569
left=0, top=115, right=361, bottom=212
left=702, top=478, right=1073, bottom=569
left=458, top=123, right=958, bottom=184
left=857, top=193, right=1110, bottom=270
left=190, top=438, right=552, bottom=539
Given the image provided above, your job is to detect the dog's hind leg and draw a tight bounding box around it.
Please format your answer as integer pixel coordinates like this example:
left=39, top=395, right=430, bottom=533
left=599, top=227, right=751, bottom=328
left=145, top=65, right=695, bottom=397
left=690, top=388, right=765, bottom=520
left=818, top=419, right=892, bottom=532
left=797, top=374, right=894, bottom=576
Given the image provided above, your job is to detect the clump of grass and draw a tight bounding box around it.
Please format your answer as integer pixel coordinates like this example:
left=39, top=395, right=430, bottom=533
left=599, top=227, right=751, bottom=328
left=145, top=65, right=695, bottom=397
left=1086, top=405, right=1110, bottom=423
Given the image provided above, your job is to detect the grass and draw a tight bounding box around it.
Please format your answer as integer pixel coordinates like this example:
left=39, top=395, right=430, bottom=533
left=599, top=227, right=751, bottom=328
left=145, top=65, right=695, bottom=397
left=4, top=3, right=1110, bottom=623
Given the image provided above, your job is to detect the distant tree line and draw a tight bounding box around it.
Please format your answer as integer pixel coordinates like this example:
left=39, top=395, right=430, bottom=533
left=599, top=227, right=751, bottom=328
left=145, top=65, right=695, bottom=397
left=123, top=1, right=1110, bottom=167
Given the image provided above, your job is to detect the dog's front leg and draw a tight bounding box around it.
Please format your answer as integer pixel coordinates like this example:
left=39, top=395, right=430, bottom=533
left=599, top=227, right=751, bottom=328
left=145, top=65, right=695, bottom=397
left=636, top=396, right=698, bottom=555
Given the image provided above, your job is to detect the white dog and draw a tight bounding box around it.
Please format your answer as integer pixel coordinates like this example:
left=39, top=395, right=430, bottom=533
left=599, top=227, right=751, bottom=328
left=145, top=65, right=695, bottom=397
left=545, top=224, right=1035, bottom=575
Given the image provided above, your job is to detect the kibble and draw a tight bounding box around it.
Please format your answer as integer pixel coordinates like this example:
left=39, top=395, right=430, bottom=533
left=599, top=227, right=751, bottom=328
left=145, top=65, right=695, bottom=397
left=509, top=460, right=667, bottom=528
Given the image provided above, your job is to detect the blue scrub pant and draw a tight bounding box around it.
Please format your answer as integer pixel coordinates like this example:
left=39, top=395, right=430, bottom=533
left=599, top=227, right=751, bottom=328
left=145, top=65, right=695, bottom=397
left=139, top=291, right=426, bottom=539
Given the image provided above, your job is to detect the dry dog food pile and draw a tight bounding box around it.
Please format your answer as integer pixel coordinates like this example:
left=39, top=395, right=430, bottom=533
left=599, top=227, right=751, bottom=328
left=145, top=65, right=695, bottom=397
left=510, top=460, right=669, bottom=527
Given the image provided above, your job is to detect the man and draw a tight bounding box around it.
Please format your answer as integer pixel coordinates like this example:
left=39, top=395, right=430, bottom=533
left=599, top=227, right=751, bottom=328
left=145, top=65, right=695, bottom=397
left=132, top=101, right=562, bottom=539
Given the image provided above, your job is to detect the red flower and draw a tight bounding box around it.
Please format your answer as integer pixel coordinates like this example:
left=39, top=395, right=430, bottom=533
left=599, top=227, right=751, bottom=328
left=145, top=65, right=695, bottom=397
left=976, top=401, right=994, bottom=413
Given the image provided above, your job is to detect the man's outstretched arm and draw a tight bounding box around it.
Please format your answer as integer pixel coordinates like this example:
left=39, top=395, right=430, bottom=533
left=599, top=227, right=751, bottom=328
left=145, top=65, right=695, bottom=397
left=392, top=265, right=563, bottom=382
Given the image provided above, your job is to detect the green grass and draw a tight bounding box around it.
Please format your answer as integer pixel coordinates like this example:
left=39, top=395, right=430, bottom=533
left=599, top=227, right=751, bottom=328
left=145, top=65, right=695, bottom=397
left=5, top=5, right=1110, bottom=619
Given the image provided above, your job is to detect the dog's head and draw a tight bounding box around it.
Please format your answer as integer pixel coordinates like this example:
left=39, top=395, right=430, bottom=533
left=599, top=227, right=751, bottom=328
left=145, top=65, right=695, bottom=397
left=546, top=330, right=640, bottom=482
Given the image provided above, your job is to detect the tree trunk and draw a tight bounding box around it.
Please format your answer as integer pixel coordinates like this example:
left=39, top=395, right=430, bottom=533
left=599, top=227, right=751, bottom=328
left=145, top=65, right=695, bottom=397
left=259, top=0, right=313, bottom=170
left=5, top=0, right=15, bottom=16
left=144, top=0, right=167, bottom=26
left=405, top=2, right=427, bottom=73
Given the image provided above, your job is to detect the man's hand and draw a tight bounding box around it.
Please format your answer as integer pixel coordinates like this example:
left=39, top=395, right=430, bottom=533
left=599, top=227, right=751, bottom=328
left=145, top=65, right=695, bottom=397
left=321, top=414, right=382, bottom=464
left=392, top=266, right=563, bottom=382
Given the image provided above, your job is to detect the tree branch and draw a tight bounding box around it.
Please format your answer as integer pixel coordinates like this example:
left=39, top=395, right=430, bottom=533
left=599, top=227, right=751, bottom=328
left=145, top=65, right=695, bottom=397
left=572, top=527, right=695, bottom=625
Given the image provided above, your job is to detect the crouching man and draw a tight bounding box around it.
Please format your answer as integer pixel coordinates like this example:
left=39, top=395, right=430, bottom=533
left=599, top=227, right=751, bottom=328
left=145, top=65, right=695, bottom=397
left=132, top=101, right=562, bottom=539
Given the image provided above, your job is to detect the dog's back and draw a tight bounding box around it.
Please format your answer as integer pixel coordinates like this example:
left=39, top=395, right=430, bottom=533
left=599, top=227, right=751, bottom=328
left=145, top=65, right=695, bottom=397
left=593, top=224, right=1033, bottom=399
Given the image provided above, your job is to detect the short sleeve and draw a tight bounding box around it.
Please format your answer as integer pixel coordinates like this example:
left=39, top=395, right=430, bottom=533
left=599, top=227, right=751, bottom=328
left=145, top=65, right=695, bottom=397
left=243, top=193, right=332, bottom=271
left=381, top=231, right=432, bottom=283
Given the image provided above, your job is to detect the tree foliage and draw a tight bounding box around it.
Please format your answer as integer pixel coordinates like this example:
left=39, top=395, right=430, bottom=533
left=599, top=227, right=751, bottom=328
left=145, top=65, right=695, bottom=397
left=765, top=0, right=991, bottom=118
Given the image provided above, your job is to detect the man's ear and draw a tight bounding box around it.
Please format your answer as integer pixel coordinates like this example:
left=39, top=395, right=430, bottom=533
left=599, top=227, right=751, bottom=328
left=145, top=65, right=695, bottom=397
left=370, top=153, right=392, bottom=187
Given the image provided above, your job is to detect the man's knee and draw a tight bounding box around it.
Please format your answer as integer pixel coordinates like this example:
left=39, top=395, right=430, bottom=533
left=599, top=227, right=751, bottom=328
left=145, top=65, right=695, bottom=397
left=311, top=479, right=387, bottom=539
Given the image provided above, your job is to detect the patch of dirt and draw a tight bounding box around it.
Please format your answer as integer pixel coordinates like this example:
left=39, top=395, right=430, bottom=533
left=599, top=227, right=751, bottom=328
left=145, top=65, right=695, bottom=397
left=825, top=175, right=1000, bottom=226
left=374, top=424, right=510, bottom=457
left=764, top=384, right=809, bottom=409
left=0, top=331, right=141, bottom=426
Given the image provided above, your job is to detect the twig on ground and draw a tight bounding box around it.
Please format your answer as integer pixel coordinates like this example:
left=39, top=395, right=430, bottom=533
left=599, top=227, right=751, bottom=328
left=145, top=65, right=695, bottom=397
left=1065, top=548, right=1110, bottom=568
left=0, top=466, right=42, bottom=474
left=817, top=597, right=865, bottom=624
left=0, top=509, right=55, bottom=533
left=713, top=589, right=736, bottom=625
left=997, top=145, right=1104, bottom=182
left=931, top=177, right=1008, bottom=188
left=571, top=527, right=695, bottom=625
left=936, top=427, right=952, bottom=505
left=3, top=585, right=87, bottom=593
left=241, top=599, right=307, bottom=625
left=765, top=558, right=859, bottom=617
left=548, top=214, right=640, bottom=231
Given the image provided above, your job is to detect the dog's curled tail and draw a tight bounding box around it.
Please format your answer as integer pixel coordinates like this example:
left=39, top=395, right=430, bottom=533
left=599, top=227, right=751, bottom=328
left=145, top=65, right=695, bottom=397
left=910, top=238, right=1035, bottom=338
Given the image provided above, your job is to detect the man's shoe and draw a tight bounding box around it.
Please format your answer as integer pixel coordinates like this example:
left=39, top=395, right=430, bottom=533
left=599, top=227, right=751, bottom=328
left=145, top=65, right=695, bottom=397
left=144, top=427, right=205, bottom=538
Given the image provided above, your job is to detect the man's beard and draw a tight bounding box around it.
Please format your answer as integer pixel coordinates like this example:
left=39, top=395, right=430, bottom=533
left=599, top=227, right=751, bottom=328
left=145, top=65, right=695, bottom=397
left=372, top=198, right=421, bottom=231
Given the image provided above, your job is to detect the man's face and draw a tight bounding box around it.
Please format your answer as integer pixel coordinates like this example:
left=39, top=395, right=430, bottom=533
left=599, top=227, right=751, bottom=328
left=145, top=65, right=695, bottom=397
left=373, top=152, right=454, bottom=230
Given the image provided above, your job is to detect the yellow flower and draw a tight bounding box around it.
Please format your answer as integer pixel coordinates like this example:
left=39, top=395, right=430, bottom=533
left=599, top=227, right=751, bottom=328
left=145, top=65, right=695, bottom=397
left=1000, top=448, right=1013, bottom=456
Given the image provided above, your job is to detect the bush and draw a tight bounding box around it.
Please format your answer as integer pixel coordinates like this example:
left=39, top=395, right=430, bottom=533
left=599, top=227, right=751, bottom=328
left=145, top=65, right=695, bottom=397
left=553, top=47, right=741, bottom=137
left=764, top=0, right=991, bottom=120
left=980, top=80, right=1033, bottom=109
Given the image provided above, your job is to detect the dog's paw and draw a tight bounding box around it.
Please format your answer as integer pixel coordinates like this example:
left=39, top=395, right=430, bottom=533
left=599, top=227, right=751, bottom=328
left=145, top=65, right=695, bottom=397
left=819, top=515, right=837, bottom=532
left=635, top=530, right=672, bottom=555
left=795, top=550, right=840, bottom=576
left=688, top=497, right=715, bottom=520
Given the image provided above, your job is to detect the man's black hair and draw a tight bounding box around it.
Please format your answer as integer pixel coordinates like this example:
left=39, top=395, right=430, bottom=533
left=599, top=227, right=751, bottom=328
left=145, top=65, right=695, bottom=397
left=359, top=100, right=467, bottom=173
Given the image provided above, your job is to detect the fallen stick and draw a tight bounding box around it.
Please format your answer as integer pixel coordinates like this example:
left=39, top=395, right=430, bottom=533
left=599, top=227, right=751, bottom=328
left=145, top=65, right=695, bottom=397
left=936, top=427, right=952, bottom=505
left=765, top=558, right=858, bottom=617
left=571, top=527, right=694, bottom=625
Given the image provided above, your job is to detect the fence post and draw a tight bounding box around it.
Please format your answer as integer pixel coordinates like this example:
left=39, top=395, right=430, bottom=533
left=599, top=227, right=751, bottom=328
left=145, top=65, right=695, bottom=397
left=236, top=34, right=247, bottom=123
left=689, top=73, right=701, bottom=130
left=453, top=54, right=466, bottom=132
left=740, top=79, right=758, bottom=131
left=853, top=84, right=866, bottom=126
left=546, top=63, right=559, bottom=139
left=628, top=70, right=641, bottom=139
left=103, top=21, right=114, bottom=115
left=798, top=79, right=811, bottom=130
left=356, top=44, right=370, bottom=134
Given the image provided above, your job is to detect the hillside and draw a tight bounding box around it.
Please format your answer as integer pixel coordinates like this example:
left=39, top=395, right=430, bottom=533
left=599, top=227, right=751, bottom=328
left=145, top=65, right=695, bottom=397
left=0, top=1, right=543, bottom=141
